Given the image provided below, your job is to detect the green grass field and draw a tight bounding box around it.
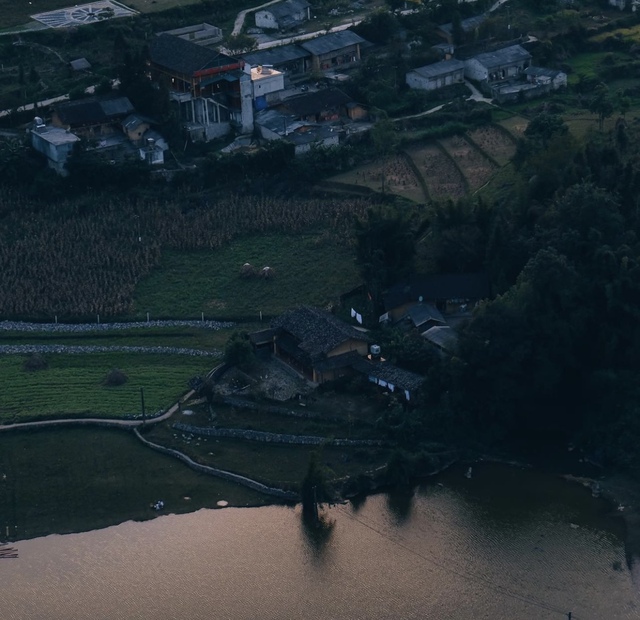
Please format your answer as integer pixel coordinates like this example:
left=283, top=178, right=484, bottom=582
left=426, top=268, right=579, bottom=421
left=0, top=352, right=215, bottom=422
left=0, top=427, right=270, bottom=540
left=131, top=234, right=360, bottom=320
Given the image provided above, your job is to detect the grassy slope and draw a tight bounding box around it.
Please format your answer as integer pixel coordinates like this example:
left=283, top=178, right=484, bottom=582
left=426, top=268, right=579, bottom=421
left=131, top=234, right=360, bottom=319
left=0, top=427, right=270, bottom=540
left=0, top=352, right=215, bottom=422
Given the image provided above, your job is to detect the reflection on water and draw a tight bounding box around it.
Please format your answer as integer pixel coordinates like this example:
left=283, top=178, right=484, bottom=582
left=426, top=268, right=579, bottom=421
left=2, top=463, right=638, bottom=620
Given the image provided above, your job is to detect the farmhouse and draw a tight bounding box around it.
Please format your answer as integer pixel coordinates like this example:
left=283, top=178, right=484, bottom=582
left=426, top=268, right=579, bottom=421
left=269, top=306, right=370, bottom=383
left=254, top=108, right=340, bottom=155
left=252, top=306, right=423, bottom=401
left=464, top=45, right=531, bottom=83
left=277, top=88, right=354, bottom=122
left=382, top=272, right=491, bottom=321
left=51, top=95, right=134, bottom=138
left=255, top=0, right=311, bottom=31
left=406, top=59, right=465, bottom=91
left=300, top=30, right=366, bottom=72
left=149, top=34, right=253, bottom=140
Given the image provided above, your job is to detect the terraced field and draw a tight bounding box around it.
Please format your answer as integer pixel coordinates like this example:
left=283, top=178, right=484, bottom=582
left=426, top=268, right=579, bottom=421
left=498, top=115, right=529, bottom=139
left=405, top=143, right=467, bottom=201
left=467, top=125, right=518, bottom=166
left=439, top=134, right=497, bottom=192
left=324, top=121, right=522, bottom=202
left=327, top=155, right=427, bottom=203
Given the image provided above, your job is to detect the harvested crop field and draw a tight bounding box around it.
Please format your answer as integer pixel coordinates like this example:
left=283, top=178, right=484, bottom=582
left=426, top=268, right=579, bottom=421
left=439, top=135, right=497, bottom=192
left=406, top=143, right=466, bottom=201
left=498, top=115, right=529, bottom=138
left=467, top=125, right=517, bottom=166
left=328, top=155, right=427, bottom=203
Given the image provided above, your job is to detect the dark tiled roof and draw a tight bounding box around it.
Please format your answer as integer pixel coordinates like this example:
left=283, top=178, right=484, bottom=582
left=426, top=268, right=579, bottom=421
left=54, top=96, right=134, bottom=126
left=150, top=34, right=237, bottom=75
left=407, top=303, right=445, bottom=328
left=249, top=328, right=277, bottom=346
left=409, top=59, right=465, bottom=79
left=272, top=306, right=369, bottom=359
left=300, top=30, right=366, bottom=56
left=384, top=273, right=490, bottom=311
left=439, top=14, right=487, bottom=36
left=280, top=88, right=352, bottom=117
left=470, top=44, right=531, bottom=70
left=352, top=358, right=424, bottom=392
left=265, top=0, right=310, bottom=21
left=242, top=43, right=310, bottom=67
left=422, top=325, right=458, bottom=351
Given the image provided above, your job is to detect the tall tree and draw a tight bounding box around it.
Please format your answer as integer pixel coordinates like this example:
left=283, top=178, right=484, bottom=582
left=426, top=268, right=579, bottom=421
left=354, top=207, right=416, bottom=314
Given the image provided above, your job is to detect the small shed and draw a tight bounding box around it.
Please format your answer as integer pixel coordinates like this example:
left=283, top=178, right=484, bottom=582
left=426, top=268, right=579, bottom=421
left=70, top=57, right=91, bottom=71
left=524, top=66, right=567, bottom=90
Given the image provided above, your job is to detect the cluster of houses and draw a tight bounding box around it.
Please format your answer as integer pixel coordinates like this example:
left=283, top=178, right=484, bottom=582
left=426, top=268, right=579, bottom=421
left=31, top=13, right=372, bottom=173
left=28, top=0, right=569, bottom=174
left=250, top=273, right=490, bottom=403
left=30, top=95, right=168, bottom=174
left=406, top=14, right=567, bottom=103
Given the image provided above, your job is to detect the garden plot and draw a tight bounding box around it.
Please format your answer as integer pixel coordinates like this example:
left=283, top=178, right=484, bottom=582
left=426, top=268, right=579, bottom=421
left=467, top=125, right=517, bottom=166
left=328, top=155, right=427, bottom=203
left=32, top=1, right=137, bottom=28
left=405, top=143, right=467, bottom=201
left=498, top=115, right=529, bottom=139
left=439, top=135, right=497, bottom=192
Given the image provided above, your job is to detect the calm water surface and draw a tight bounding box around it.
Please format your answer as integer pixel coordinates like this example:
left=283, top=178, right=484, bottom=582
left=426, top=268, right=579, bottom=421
left=2, top=463, right=638, bottom=620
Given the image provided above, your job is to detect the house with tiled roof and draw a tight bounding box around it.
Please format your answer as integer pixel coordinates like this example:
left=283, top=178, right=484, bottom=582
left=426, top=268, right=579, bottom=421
left=51, top=95, right=134, bottom=138
left=383, top=273, right=491, bottom=321
left=406, top=59, right=465, bottom=91
left=464, top=44, right=531, bottom=83
left=255, top=0, right=311, bottom=31
left=250, top=306, right=424, bottom=401
left=149, top=33, right=253, bottom=140
left=300, top=30, right=367, bottom=73
left=269, top=306, right=370, bottom=383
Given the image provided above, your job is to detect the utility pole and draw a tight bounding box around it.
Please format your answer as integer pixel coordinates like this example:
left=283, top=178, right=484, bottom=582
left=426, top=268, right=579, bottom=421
left=140, top=387, right=146, bottom=425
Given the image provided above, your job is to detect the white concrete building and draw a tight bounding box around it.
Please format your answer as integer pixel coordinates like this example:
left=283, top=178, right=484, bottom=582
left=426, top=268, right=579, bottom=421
left=406, top=59, right=465, bottom=91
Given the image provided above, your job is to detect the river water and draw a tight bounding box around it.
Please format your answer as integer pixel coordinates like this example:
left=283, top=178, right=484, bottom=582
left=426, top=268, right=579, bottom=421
left=2, top=462, right=638, bottom=620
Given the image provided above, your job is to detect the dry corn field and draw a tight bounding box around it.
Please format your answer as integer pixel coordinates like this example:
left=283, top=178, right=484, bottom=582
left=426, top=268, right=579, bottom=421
left=0, top=189, right=371, bottom=319
left=405, top=143, right=467, bottom=201
left=439, top=135, right=497, bottom=192
left=329, top=155, right=426, bottom=203
left=467, top=125, right=517, bottom=166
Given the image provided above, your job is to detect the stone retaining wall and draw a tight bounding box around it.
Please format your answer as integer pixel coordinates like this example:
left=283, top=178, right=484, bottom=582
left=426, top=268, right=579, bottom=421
left=174, top=422, right=386, bottom=447
left=134, top=428, right=298, bottom=501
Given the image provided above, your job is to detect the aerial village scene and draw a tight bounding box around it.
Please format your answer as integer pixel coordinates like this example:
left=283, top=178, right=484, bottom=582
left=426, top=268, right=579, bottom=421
left=1, top=0, right=640, bottom=617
